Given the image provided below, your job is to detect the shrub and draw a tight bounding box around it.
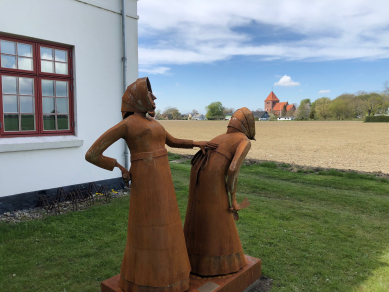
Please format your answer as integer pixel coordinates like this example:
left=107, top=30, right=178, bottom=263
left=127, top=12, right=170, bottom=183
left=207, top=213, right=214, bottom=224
left=364, top=115, right=389, bottom=122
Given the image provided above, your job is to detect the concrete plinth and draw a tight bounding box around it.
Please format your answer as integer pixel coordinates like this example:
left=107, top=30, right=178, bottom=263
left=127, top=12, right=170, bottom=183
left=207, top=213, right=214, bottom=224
left=101, top=255, right=261, bottom=292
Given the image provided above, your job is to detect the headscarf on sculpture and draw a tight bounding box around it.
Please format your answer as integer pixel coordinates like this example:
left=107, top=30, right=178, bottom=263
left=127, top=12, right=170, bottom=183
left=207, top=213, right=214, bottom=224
left=121, top=77, right=156, bottom=118
left=227, top=107, right=256, bottom=140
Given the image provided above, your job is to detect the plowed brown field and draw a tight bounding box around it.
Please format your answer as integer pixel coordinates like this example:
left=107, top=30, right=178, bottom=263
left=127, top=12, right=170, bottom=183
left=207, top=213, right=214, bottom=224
left=160, top=120, right=389, bottom=174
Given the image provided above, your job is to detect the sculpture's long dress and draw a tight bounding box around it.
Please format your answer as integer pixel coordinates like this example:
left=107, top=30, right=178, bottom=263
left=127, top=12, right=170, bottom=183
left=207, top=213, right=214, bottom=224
left=184, top=132, right=250, bottom=276
left=86, top=115, right=191, bottom=292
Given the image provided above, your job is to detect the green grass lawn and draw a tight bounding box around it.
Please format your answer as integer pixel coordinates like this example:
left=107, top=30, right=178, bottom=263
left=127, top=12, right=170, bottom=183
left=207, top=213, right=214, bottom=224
left=1, top=154, right=389, bottom=291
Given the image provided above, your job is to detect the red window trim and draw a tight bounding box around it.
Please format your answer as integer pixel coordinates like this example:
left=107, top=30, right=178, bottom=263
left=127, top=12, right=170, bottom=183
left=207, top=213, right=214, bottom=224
left=0, top=33, right=74, bottom=138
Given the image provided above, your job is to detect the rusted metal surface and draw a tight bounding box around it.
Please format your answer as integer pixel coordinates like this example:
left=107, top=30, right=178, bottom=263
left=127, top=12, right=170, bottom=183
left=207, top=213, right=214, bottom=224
left=38, top=183, right=110, bottom=215
left=184, top=107, right=255, bottom=276
left=86, top=77, right=208, bottom=292
left=101, top=255, right=262, bottom=292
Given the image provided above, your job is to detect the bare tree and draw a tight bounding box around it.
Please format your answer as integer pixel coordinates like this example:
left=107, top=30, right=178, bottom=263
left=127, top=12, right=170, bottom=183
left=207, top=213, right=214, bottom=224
left=223, top=107, right=235, bottom=115
left=191, top=109, right=199, bottom=116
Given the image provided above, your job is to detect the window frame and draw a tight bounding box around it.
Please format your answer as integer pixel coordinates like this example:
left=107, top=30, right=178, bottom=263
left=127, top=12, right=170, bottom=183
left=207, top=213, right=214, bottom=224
left=0, top=34, right=74, bottom=138
left=0, top=35, right=37, bottom=75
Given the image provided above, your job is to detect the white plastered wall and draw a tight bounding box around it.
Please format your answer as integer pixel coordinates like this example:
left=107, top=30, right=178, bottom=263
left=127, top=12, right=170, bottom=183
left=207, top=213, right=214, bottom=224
left=0, top=0, right=138, bottom=197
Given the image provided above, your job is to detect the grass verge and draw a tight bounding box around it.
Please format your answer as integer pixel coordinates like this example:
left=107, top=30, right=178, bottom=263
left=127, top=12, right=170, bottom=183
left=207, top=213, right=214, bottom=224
left=1, top=153, right=389, bottom=291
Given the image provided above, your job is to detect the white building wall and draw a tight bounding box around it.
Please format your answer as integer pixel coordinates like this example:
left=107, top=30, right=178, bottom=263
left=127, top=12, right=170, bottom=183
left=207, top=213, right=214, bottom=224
left=0, top=0, right=138, bottom=197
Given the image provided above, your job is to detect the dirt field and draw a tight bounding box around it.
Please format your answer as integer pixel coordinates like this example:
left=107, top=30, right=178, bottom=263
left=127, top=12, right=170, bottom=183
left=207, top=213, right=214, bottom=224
left=160, top=120, right=389, bottom=174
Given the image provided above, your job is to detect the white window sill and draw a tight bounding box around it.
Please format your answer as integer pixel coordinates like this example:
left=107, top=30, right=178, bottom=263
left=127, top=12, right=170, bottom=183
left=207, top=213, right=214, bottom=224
left=0, top=136, right=84, bottom=153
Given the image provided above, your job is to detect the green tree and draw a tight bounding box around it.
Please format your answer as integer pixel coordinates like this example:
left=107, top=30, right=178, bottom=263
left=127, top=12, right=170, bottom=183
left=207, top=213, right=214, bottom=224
left=314, top=97, right=332, bottom=120
left=171, top=108, right=181, bottom=120
left=329, top=98, right=353, bottom=120
left=205, top=101, right=225, bottom=120
left=281, top=104, right=287, bottom=117
left=295, top=99, right=311, bottom=120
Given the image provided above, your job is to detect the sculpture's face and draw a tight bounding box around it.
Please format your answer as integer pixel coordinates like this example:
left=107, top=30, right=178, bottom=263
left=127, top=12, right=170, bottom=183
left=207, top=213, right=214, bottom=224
left=121, top=77, right=157, bottom=118
left=147, top=91, right=157, bottom=117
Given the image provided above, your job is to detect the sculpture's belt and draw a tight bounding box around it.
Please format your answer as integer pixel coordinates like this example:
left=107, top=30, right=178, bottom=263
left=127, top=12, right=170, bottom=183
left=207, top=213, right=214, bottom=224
left=191, top=145, right=232, bottom=184
left=130, top=148, right=168, bottom=162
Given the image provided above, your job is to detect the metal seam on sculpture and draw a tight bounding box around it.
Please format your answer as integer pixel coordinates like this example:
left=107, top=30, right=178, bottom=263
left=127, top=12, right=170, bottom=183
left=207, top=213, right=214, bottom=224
left=229, top=116, right=248, bottom=135
left=236, top=110, right=250, bottom=136
left=240, top=108, right=253, bottom=139
left=214, top=147, right=233, bottom=161
left=130, top=149, right=168, bottom=162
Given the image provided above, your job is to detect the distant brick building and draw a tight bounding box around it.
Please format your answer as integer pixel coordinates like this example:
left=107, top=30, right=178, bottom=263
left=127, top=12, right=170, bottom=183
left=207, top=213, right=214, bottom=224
left=264, top=91, right=295, bottom=116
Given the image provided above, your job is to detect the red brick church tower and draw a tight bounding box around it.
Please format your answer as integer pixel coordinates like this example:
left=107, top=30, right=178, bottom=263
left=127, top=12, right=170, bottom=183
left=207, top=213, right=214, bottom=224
left=265, top=91, right=279, bottom=112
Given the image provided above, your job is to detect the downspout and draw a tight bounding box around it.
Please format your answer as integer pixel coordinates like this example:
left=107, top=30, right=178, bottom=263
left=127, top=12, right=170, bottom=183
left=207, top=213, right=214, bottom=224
left=121, top=0, right=129, bottom=170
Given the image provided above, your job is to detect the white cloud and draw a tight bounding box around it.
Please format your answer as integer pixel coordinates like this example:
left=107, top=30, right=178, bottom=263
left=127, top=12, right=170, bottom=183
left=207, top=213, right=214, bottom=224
left=274, top=75, right=300, bottom=87
left=318, top=90, right=331, bottom=94
left=139, top=66, right=171, bottom=75
left=138, top=0, right=389, bottom=70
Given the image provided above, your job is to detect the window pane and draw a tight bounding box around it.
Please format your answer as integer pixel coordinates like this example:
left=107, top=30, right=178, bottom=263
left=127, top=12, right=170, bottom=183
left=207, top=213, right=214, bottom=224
left=18, top=57, right=33, bottom=70
left=1, top=40, right=15, bottom=55
left=57, top=115, right=69, bottom=130
left=4, top=114, right=19, bottom=131
left=20, top=96, right=34, bottom=113
left=41, top=60, right=54, bottom=73
left=43, top=97, right=55, bottom=113
left=19, top=78, right=34, bottom=95
left=41, top=47, right=53, bottom=60
left=55, top=62, right=68, bottom=75
left=43, top=115, right=56, bottom=130
left=55, top=50, right=67, bottom=62
left=42, top=80, right=54, bottom=96
left=1, top=55, right=16, bottom=68
left=2, top=76, right=17, bottom=94
left=3, top=95, right=18, bottom=113
left=21, top=114, right=35, bottom=131
left=57, top=98, right=69, bottom=114
left=56, top=81, right=68, bottom=97
left=17, top=43, right=32, bottom=57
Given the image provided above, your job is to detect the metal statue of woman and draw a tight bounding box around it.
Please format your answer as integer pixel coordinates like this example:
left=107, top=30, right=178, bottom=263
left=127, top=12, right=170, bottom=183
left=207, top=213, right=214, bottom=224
left=85, top=77, right=207, bottom=292
left=184, top=107, right=255, bottom=276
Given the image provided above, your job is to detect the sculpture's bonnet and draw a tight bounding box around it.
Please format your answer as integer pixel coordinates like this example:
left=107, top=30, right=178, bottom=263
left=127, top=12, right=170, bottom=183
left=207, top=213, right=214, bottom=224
left=121, top=77, right=155, bottom=118
left=228, top=107, right=256, bottom=140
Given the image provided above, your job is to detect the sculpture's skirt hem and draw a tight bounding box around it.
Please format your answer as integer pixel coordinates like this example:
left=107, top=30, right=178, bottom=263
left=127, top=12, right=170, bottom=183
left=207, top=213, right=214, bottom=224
left=189, top=250, right=247, bottom=276
left=119, top=274, right=189, bottom=292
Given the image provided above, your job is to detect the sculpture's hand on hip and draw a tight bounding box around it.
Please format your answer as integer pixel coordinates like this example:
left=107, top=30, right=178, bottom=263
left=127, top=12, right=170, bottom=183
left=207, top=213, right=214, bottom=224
left=116, top=161, right=131, bottom=187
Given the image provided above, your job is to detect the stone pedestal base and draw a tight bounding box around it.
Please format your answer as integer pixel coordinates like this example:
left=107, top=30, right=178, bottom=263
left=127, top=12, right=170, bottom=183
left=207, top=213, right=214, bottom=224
left=101, top=255, right=261, bottom=292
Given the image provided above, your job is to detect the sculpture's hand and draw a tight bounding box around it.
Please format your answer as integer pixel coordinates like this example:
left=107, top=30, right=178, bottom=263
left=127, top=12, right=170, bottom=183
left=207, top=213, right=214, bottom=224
left=229, top=192, right=250, bottom=221
left=121, top=169, right=131, bottom=188
left=193, top=141, right=207, bottom=154
left=115, top=162, right=131, bottom=187
left=193, top=141, right=218, bottom=154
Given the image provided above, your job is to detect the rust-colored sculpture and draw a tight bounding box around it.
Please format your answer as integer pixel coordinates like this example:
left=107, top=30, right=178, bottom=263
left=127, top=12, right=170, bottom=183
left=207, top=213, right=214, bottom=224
left=184, top=108, right=255, bottom=276
left=85, top=77, right=208, bottom=292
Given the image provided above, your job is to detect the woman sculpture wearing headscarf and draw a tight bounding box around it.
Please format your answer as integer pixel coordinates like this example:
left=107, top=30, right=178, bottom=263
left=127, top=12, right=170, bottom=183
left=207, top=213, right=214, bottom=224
left=85, top=77, right=207, bottom=292
left=184, top=107, right=255, bottom=276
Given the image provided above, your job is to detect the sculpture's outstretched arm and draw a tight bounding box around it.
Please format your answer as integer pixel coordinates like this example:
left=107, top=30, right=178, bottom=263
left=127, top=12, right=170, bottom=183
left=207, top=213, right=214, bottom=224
left=165, top=131, right=209, bottom=153
left=227, top=138, right=251, bottom=214
left=165, top=131, right=194, bottom=148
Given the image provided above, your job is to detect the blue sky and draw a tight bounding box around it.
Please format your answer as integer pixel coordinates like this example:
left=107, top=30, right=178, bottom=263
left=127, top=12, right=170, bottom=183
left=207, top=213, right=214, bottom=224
left=137, top=0, right=389, bottom=114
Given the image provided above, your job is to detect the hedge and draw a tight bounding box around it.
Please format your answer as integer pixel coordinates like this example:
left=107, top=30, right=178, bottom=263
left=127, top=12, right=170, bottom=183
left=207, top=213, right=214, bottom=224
left=364, top=115, right=389, bottom=122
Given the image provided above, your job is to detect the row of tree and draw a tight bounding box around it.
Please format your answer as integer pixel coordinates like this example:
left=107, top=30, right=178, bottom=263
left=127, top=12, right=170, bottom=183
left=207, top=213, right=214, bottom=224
left=295, top=82, right=389, bottom=120
left=156, top=102, right=235, bottom=120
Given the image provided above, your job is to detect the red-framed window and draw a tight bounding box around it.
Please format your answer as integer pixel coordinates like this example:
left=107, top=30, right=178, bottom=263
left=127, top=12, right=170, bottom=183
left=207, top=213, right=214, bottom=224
left=0, top=34, right=74, bottom=137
